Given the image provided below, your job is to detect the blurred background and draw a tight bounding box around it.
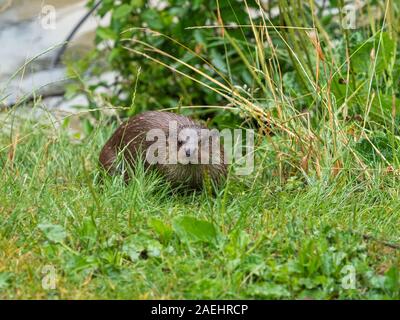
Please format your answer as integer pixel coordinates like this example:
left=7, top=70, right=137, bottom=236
left=0, top=0, right=107, bottom=126
left=1, top=0, right=398, bottom=170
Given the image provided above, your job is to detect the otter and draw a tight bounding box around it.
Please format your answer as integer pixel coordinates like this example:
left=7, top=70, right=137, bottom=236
left=99, top=111, right=227, bottom=189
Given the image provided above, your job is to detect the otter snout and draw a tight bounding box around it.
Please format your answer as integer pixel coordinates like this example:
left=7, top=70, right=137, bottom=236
left=185, top=148, right=191, bottom=157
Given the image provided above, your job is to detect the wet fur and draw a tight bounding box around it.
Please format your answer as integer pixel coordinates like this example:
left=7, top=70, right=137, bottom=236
left=99, top=111, right=227, bottom=189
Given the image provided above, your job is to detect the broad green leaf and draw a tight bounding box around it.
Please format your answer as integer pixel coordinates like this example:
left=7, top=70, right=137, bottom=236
left=148, top=218, right=173, bottom=244
left=96, top=27, right=117, bottom=40
left=130, top=0, right=144, bottom=8
left=146, top=239, right=162, bottom=258
left=172, top=216, right=219, bottom=244
left=210, top=49, right=227, bottom=73
left=113, top=4, right=132, bottom=20
left=122, top=235, right=163, bottom=261
left=141, top=9, right=163, bottom=29
left=122, top=239, right=144, bottom=262
left=82, top=118, right=94, bottom=135
left=38, top=223, right=67, bottom=243
left=383, top=267, right=400, bottom=294
left=351, top=32, right=395, bottom=75
left=0, top=272, right=12, bottom=289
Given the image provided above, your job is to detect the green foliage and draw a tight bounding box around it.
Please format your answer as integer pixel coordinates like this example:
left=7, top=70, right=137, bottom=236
left=3, top=0, right=400, bottom=300
left=0, top=273, right=12, bottom=290
left=172, top=216, right=219, bottom=244
left=122, top=234, right=163, bottom=261
left=68, top=1, right=400, bottom=146
left=38, top=223, right=68, bottom=244
left=148, top=217, right=173, bottom=244
left=331, top=30, right=399, bottom=122
left=70, top=0, right=328, bottom=128
left=0, top=123, right=400, bottom=299
left=73, top=0, right=263, bottom=117
left=355, top=131, right=400, bottom=164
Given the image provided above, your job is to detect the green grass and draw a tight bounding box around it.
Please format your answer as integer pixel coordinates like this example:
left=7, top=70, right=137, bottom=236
left=0, top=118, right=399, bottom=299
left=1, top=0, right=399, bottom=300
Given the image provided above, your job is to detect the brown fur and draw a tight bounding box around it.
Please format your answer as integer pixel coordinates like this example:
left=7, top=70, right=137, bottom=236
left=99, top=111, right=227, bottom=189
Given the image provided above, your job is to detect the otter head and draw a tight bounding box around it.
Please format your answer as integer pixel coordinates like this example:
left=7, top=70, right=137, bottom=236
left=145, top=120, right=225, bottom=189
left=176, top=126, right=200, bottom=164
left=176, top=126, right=222, bottom=166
